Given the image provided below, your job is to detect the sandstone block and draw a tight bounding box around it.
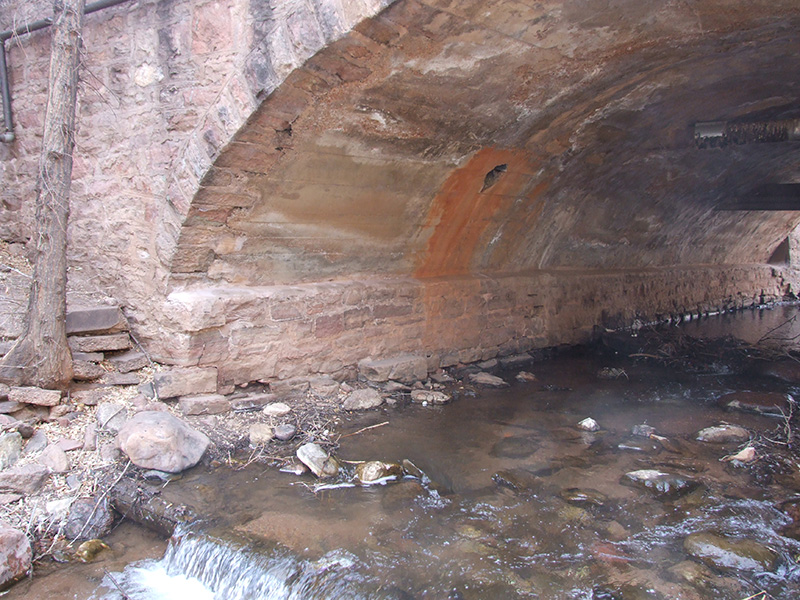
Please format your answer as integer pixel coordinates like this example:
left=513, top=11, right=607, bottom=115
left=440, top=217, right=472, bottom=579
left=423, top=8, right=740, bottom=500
left=0, top=384, right=9, bottom=401
left=0, top=464, right=50, bottom=494
left=179, top=394, right=231, bottom=416
left=69, top=333, right=132, bottom=353
left=107, top=350, right=149, bottom=373
left=66, top=306, right=127, bottom=335
left=0, top=522, right=31, bottom=589
left=104, top=373, right=140, bottom=386
left=153, top=366, right=218, bottom=399
left=358, top=354, right=428, bottom=384
left=72, top=352, right=104, bottom=362
left=72, top=389, right=106, bottom=406
left=8, top=387, right=61, bottom=407
left=117, top=411, right=211, bottom=473
left=72, top=360, right=106, bottom=381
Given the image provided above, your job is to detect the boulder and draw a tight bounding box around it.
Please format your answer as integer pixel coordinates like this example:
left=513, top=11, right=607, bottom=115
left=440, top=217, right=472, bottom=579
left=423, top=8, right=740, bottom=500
left=179, top=394, right=230, bottom=416
left=469, top=372, right=508, bottom=387
left=621, top=469, right=700, bottom=499
left=296, top=443, right=339, bottom=478
left=153, top=366, right=217, bottom=399
left=117, top=411, right=211, bottom=473
left=0, top=464, right=50, bottom=494
left=354, top=461, right=403, bottom=484
left=683, top=532, right=777, bottom=573
left=8, top=386, right=61, bottom=407
left=0, top=522, right=31, bottom=588
left=262, top=402, right=292, bottom=417
left=695, top=424, right=750, bottom=443
left=358, top=354, right=428, bottom=384
left=249, top=424, right=274, bottom=445
left=68, top=333, right=131, bottom=353
left=0, top=433, right=22, bottom=471
left=410, top=389, right=451, bottom=404
left=342, top=388, right=384, bottom=410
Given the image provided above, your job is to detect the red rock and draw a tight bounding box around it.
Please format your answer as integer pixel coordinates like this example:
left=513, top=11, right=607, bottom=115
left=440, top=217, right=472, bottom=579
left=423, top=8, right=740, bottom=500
left=0, top=522, right=31, bottom=588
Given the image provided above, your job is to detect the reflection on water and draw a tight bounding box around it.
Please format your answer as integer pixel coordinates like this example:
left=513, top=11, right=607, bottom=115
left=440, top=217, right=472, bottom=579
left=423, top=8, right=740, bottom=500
left=11, top=308, right=800, bottom=599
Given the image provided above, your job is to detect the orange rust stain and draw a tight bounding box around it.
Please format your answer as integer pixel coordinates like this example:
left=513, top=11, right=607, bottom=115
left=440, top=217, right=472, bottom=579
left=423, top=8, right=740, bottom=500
left=415, top=148, right=538, bottom=279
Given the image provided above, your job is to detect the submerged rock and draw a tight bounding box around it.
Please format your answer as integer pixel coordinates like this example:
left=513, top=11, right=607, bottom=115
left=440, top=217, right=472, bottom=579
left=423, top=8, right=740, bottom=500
left=342, top=388, right=384, bottom=410
left=410, top=389, right=451, bottom=404
left=617, top=437, right=661, bottom=454
left=296, top=443, right=339, bottom=478
left=490, top=436, right=540, bottom=459
left=354, top=461, right=403, bottom=484
left=695, top=424, right=750, bottom=443
left=74, top=539, right=110, bottom=563
left=117, top=411, right=210, bottom=473
left=631, top=423, right=656, bottom=437
left=469, top=372, right=508, bottom=387
left=717, top=391, right=791, bottom=417
left=621, top=469, right=700, bottom=499
left=683, top=532, right=777, bottom=573
left=577, top=417, right=600, bottom=432
left=559, top=487, right=608, bottom=507
left=515, top=371, right=537, bottom=382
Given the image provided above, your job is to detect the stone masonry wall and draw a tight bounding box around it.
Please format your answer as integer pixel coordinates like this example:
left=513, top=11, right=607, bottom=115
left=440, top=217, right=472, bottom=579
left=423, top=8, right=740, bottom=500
left=0, top=0, right=393, bottom=338
left=158, top=265, right=795, bottom=390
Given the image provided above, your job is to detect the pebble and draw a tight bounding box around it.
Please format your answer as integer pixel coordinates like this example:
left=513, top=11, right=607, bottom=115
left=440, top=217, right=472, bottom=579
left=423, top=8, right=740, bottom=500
left=262, top=402, right=293, bottom=417
left=577, top=417, right=599, bottom=432
left=410, top=389, right=450, bottom=404
left=631, top=423, right=656, bottom=437
left=274, top=424, right=297, bottom=441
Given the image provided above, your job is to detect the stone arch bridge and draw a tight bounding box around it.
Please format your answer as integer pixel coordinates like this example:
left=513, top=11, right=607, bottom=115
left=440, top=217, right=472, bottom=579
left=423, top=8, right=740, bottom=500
left=1, top=0, right=799, bottom=391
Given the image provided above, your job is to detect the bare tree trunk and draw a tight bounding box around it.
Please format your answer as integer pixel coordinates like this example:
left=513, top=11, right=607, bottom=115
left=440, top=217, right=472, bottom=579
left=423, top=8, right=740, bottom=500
left=0, top=0, right=84, bottom=389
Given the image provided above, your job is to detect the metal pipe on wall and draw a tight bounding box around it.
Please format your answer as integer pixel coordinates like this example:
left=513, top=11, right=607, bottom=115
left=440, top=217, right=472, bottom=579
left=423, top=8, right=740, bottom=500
left=0, top=0, right=134, bottom=143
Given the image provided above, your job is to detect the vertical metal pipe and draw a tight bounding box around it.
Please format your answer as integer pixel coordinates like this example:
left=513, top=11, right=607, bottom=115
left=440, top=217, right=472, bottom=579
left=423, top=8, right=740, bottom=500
left=0, top=0, right=133, bottom=143
left=0, top=42, right=14, bottom=142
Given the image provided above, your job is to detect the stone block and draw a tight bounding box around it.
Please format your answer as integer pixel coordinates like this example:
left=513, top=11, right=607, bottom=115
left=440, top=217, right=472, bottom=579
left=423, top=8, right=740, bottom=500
left=358, top=354, right=428, bottom=384
left=66, top=306, right=128, bottom=335
left=107, top=350, right=149, bottom=373
left=72, top=352, right=104, bottom=362
left=153, top=367, right=218, bottom=399
left=69, top=333, right=132, bottom=353
left=8, top=387, right=61, bottom=407
left=179, top=394, right=231, bottom=416
left=72, top=389, right=106, bottom=406
left=72, top=360, right=106, bottom=381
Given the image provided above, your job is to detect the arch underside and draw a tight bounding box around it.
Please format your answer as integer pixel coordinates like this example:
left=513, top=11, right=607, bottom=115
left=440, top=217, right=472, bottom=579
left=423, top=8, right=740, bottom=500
left=159, top=0, right=800, bottom=385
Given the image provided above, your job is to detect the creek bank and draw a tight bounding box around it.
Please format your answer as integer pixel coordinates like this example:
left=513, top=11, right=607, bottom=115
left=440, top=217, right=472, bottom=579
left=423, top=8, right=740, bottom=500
left=1, top=311, right=800, bottom=595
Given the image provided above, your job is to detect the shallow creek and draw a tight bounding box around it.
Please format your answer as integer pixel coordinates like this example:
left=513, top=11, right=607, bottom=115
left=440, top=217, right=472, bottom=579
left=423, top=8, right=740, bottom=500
left=7, top=307, right=800, bottom=599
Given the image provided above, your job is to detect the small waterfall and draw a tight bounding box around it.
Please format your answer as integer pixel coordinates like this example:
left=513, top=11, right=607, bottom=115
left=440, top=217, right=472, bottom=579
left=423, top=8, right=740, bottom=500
left=96, top=529, right=372, bottom=600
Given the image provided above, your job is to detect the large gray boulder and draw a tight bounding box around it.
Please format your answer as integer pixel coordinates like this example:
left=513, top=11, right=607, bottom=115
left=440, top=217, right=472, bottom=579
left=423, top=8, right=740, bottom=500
left=0, top=521, right=31, bottom=588
left=117, top=411, right=210, bottom=473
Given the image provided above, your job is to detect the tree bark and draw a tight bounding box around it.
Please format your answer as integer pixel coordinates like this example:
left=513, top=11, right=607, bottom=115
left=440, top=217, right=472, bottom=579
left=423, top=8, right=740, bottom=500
left=0, top=0, right=84, bottom=389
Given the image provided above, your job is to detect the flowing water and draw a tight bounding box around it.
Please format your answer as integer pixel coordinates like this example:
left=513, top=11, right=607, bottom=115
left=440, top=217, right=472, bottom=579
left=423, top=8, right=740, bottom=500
left=7, top=306, right=800, bottom=599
